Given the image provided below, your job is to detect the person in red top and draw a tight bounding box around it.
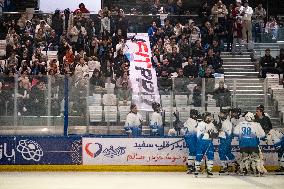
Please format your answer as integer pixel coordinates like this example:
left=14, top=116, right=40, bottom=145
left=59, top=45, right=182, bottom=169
left=74, top=3, right=90, bottom=14
left=232, top=17, right=243, bottom=55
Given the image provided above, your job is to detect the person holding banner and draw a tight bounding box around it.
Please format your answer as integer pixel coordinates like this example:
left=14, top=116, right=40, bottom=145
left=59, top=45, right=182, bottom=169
left=149, top=102, right=164, bottom=136
left=124, top=104, right=143, bottom=137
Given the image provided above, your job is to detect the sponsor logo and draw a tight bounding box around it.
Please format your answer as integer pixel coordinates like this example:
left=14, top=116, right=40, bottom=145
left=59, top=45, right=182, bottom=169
left=84, top=142, right=126, bottom=158
left=16, top=140, right=43, bottom=161
left=85, top=143, right=103, bottom=158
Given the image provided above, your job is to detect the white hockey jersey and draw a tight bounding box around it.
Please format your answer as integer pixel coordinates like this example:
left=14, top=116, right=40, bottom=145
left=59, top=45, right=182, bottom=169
left=125, top=112, right=143, bottom=128
left=219, top=118, right=233, bottom=139
left=197, top=121, right=218, bottom=140
left=183, top=118, right=198, bottom=134
left=234, top=121, right=265, bottom=148
left=267, top=129, right=284, bottom=145
left=149, top=112, right=163, bottom=127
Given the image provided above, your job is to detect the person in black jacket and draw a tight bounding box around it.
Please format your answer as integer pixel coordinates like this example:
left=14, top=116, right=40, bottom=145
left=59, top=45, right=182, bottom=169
left=259, top=48, right=277, bottom=78
left=213, top=81, right=231, bottom=107
left=255, top=105, right=272, bottom=134
left=183, top=57, right=199, bottom=78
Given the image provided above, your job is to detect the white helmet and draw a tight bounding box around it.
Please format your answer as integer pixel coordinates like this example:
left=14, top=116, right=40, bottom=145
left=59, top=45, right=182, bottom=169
left=245, top=112, right=255, bottom=122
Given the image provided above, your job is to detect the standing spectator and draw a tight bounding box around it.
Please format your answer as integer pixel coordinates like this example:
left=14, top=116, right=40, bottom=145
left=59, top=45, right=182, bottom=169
left=150, top=0, right=161, bottom=14
left=265, top=17, right=279, bottom=40
left=252, top=3, right=266, bottom=42
left=69, top=21, right=87, bottom=52
left=211, top=0, right=228, bottom=25
left=51, top=9, right=64, bottom=37
left=239, top=0, right=253, bottom=50
left=199, top=2, right=211, bottom=23
left=148, top=21, right=158, bottom=47
left=100, top=11, right=111, bottom=36
left=90, top=69, right=105, bottom=93
left=232, top=17, right=243, bottom=55
left=74, top=3, right=90, bottom=14
left=259, top=48, right=277, bottom=78
left=74, top=57, right=89, bottom=79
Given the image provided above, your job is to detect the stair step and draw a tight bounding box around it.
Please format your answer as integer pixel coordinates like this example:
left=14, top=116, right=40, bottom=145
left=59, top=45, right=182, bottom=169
left=223, top=65, right=255, bottom=67
left=224, top=68, right=256, bottom=72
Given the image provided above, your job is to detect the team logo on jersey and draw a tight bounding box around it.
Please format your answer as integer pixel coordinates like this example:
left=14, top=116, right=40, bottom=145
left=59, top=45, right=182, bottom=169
left=16, top=140, right=43, bottom=161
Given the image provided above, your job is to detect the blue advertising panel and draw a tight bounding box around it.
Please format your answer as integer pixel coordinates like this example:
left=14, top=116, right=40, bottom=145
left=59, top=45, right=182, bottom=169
left=0, top=137, right=16, bottom=165
left=0, top=137, right=82, bottom=165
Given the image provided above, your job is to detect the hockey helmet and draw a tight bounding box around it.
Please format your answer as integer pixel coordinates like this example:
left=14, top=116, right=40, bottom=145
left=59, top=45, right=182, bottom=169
left=231, top=108, right=241, bottom=119
left=203, top=112, right=214, bottom=123
left=245, top=112, right=255, bottom=122
left=190, top=109, right=199, bottom=120
left=152, top=102, right=161, bottom=112
left=218, top=109, right=228, bottom=121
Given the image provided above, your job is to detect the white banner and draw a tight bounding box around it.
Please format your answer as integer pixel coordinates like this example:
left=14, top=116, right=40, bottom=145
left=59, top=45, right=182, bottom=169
left=82, top=138, right=278, bottom=166
left=125, top=33, right=160, bottom=111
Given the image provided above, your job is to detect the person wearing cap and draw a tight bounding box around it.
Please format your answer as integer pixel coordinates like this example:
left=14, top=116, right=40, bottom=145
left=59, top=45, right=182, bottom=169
left=259, top=48, right=277, bottom=78
left=239, top=0, right=253, bottom=50
left=255, top=105, right=272, bottom=134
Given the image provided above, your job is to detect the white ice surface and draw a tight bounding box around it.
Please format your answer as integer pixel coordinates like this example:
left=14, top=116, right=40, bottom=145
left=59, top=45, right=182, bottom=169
left=0, top=172, right=283, bottom=189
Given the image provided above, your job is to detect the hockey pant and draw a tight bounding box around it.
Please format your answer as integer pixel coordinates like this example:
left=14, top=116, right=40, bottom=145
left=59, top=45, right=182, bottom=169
left=195, top=140, right=214, bottom=172
left=274, top=139, right=284, bottom=167
left=150, top=124, right=164, bottom=136
left=184, top=133, right=197, bottom=166
left=219, top=136, right=235, bottom=167
left=124, top=126, right=142, bottom=137
left=240, top=151, right=264, bottom=174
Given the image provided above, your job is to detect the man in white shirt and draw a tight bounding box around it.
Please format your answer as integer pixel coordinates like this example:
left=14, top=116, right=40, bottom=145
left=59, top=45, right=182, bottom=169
left=239, top=0, right=253, bottom=50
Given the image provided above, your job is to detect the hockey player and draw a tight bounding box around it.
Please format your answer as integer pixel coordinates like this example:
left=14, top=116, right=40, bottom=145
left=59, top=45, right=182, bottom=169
left=217, top=110, right=236, bottom=173
left=234, top=112, right=266, bottom=176
left=183, top=109, right=199, bottom=174
left=194, top=112, right=219, bottom=177
left=230, top=108, right=242, bottom=128
left=149, top=102, right=164, bottom=136
left=124, top=104, right=143, bottom=137
left=267, top=129, right=284, bottom=172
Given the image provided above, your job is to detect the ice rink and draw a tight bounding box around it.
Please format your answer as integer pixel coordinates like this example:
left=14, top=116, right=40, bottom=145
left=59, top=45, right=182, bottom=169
left=0, top=172, right=283, bottom=189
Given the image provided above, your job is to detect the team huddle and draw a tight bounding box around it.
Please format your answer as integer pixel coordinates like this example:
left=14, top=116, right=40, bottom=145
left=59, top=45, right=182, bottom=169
left=124, top=103, right=284, bottom=177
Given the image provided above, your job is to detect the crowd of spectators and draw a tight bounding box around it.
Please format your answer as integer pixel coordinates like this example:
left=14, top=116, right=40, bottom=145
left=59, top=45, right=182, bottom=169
left=0, top=0, right=282, bottom=116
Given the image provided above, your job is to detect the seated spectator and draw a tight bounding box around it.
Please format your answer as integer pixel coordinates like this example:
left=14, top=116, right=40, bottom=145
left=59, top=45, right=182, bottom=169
left=265, top=17, right=278, bottom=40
left=168, top=46, right=183, bottom=69
left=205, top=48, right=224, bottom=73
left=17, top=80, right=30, bottom=116
left=259, top=48, right=277, bottom=78
left=174, top=68, right=189, bottom=94
left=88, top=56, right=101, bottom=71
left=183, top=57, right=199, bottom=78
left=30, top=59, right=47, bottom=75
left=189, top=28, right=200, bottom=45
left=30, top=80, right=46, bottom=116
left=178, top=35, right=191, bottom=59
left=6, top=51, right=18, bottom=73
left=116, top=71, right=131, bottom=90
left=158, top=69, right=172, bottom=95
left=276, top=48, right=284, bottom=75
left=213, top=81, right=231, bottom=107
left=35, top=20, right=51, bottom=34
left=90, top=69, right=105, bottom=92
left=211, top=39, right=222, bottom=57
left=117, top=81, right=132, bottom=105
left=203, top=66, right=215, bottom=78
left=192, top=40, right=205, bottom=58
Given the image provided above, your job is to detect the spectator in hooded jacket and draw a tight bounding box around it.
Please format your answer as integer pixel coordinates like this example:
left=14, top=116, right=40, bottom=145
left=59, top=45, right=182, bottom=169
left=259, top=48, right=277, bottom=78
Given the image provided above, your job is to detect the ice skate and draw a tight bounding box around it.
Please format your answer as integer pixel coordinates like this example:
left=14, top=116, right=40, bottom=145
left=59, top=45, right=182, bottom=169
left=207, top=170, right=213, bottom=177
